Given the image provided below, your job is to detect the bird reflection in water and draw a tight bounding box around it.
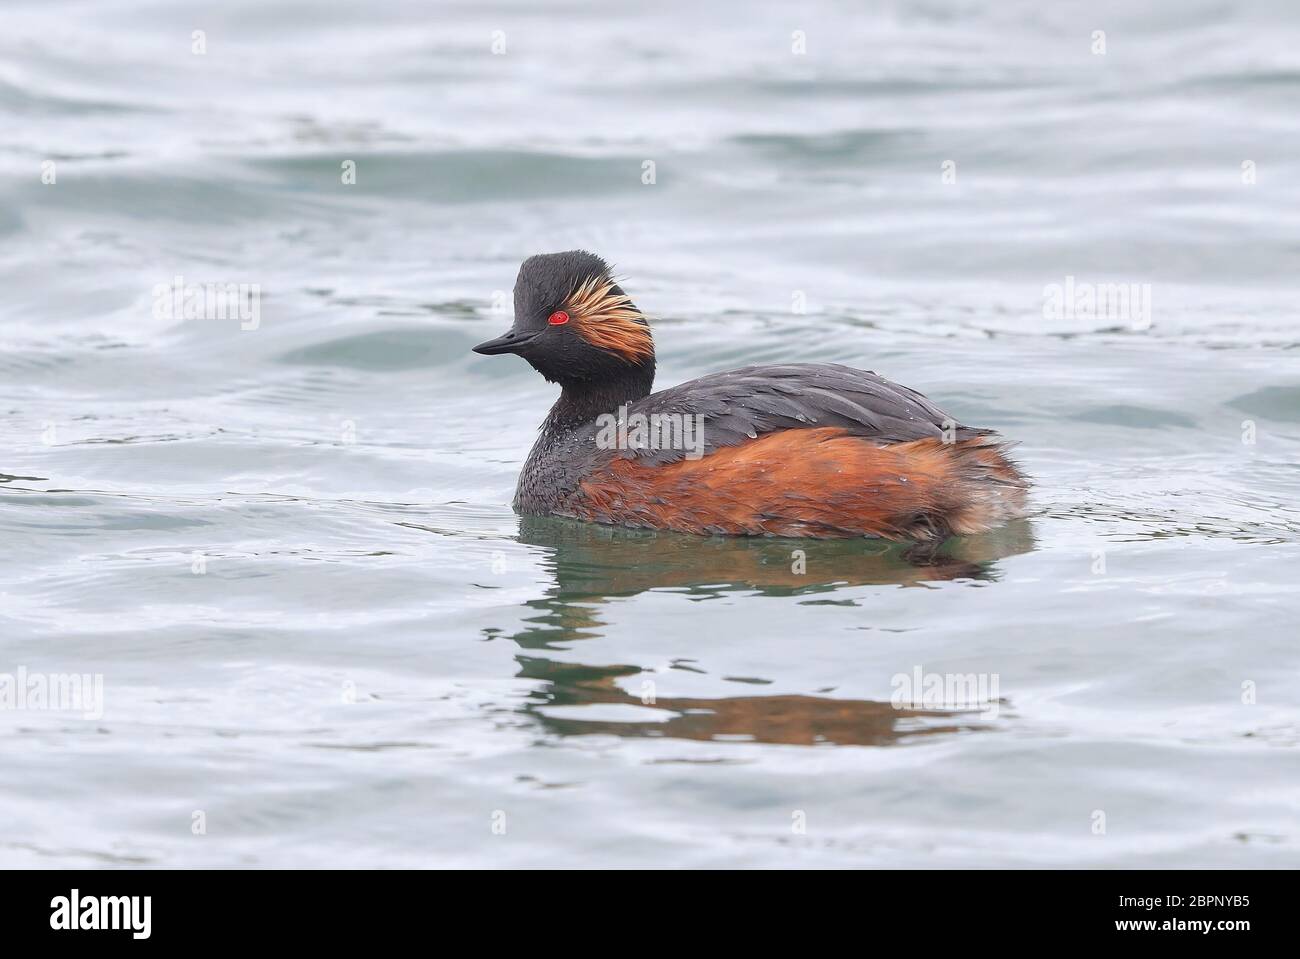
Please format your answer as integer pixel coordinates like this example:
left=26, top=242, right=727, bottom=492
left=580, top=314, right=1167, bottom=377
left=502, top=515, right=1034, bottom=747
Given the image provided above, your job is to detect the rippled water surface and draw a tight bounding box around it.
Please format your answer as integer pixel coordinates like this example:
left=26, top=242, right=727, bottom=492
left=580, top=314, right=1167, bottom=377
left=2, top=0, right=1298, bottom=867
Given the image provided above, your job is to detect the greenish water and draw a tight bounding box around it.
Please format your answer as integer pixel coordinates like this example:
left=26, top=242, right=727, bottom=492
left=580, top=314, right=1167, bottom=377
left=1, top=0, right=1298, bottom=867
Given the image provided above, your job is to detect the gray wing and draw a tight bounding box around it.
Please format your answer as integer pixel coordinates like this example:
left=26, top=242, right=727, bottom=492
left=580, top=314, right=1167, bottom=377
left=621, top=363, right=989, bottom=465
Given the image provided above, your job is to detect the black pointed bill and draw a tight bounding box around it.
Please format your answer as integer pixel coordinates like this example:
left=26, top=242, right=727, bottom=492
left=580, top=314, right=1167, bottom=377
left=472, top=329, right=539, bottom=356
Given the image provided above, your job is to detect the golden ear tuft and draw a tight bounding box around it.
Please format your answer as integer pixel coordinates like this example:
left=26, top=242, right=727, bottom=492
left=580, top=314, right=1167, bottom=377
left=563, top=275, right=654, bottom=364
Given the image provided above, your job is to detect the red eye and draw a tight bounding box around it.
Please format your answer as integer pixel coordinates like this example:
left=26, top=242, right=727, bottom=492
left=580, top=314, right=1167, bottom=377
left=547, top=310, right=569, bottom=326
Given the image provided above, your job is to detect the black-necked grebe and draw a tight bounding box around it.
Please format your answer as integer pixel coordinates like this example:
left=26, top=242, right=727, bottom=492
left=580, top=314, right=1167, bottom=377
left=473, top=250, right=1027, bottom=540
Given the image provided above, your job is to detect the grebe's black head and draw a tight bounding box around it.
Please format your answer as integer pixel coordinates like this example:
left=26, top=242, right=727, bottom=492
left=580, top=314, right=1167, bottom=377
left=472, top=250, right=655, bottom=391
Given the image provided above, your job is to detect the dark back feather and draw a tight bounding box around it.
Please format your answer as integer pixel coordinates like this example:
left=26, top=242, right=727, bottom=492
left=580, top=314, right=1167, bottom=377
left=621, top=363, right=989, bottom=465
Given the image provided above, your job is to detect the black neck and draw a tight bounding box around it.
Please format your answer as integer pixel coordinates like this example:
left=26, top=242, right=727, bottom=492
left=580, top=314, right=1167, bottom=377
left=544, top=362, right=656, bottom=434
